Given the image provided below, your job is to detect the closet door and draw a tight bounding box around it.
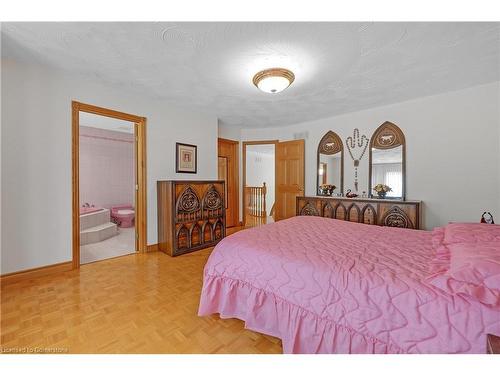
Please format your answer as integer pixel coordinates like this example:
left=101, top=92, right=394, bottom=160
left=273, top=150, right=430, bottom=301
left=275, top=139, right=305, bottom=221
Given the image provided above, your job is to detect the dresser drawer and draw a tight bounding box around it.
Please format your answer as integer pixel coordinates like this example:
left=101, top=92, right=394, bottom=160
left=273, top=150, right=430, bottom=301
left=296, top=196, right=421, bottom=229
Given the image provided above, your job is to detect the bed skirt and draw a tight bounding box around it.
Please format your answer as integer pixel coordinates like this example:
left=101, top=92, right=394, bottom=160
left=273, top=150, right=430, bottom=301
left=198, top=274, right=405, bottom=354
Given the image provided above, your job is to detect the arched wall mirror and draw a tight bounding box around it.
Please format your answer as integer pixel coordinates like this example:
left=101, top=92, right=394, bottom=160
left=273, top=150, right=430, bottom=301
left=368, top=121, right=406, bottom=200
left=317, top=131, right=344, bottom=196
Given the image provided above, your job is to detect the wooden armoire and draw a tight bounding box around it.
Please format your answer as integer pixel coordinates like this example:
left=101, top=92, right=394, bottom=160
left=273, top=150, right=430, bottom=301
left=157, top=180, right=225, bottom=256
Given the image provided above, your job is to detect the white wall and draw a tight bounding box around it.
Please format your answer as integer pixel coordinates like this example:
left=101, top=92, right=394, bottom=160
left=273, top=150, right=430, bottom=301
left=218, top=123, right=241, bottom=141
left=1, top=59, right=218, bottom=274
left=241, top=82, right=500, bottom=230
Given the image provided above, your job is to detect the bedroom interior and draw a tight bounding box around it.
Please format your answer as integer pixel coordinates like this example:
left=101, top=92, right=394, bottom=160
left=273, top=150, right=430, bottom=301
left=1, top=5, right=500, bottom=371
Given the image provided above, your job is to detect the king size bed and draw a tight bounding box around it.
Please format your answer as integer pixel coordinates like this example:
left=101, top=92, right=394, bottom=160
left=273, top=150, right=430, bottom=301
left=198, top=216, right=500, bottom=354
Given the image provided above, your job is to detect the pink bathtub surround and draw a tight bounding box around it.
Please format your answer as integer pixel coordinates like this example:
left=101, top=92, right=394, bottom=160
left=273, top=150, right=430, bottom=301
left=111, top=205, right=135, bottom=228
left=80, top=206, right=104, bottom=215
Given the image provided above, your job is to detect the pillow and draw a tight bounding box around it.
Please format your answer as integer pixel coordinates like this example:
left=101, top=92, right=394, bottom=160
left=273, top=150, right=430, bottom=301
left=449, top=242, right=500, bottom=290
left=443, top=223, right=500, bottom=245
left=426, top=241, right=500, bottom=307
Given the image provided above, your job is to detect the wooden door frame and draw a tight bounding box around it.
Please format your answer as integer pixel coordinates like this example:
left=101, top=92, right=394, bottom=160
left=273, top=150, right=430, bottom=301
left=275, top=139, right=305, bottom=221
left=72, top=101, right=147, bottom=269
left=242, top=140, right=278, bottom=225
left=218, top=137, right=240, bottom=228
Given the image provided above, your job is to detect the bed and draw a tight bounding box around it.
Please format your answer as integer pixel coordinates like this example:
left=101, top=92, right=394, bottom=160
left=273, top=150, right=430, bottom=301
left=198, top=216, right=500, bottom=353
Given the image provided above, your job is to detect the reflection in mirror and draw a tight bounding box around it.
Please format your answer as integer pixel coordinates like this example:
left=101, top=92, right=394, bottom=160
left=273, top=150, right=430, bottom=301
left=317, top=131, right=343, bottom=196
left=319, top=153, right=342, bottom=188
left=369, top=122, right=406, bottom=199
left=371, top=145, right=403, bottom=198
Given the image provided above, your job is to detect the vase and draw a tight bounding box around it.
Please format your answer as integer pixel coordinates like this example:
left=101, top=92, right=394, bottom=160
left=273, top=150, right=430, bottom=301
left=377, top=191, right=387, bottom=199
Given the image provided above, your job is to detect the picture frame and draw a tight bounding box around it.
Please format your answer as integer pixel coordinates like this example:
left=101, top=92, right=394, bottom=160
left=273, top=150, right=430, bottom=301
left=176, top=142, right=197, bottom=173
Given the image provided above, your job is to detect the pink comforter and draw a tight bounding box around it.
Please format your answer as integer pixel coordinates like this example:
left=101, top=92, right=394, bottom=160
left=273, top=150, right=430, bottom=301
left=198, top=216, right=500, bottom=353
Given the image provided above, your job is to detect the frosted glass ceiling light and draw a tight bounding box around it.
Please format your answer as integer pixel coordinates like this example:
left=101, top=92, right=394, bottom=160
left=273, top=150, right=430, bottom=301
left=253, top=68, right=295, bottom=94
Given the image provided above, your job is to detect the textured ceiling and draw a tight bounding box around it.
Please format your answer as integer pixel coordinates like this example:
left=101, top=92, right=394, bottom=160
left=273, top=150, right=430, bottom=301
left=2, top=22, right=499, bottom=128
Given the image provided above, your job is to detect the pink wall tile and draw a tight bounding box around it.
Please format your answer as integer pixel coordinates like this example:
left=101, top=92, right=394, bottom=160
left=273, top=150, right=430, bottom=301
left=79, top=126, right=135, bottom=208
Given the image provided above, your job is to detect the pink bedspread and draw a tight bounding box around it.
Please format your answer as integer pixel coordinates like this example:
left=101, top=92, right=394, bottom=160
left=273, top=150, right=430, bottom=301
left=198, top=216, right=500, bottom=353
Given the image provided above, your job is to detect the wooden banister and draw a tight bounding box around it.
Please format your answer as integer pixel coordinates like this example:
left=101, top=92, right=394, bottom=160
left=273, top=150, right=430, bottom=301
left=244, top=182, right=267, bottom=217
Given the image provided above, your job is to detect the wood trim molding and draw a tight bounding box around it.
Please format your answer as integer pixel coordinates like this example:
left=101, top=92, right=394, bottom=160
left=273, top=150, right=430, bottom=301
left=242, top=140, right=278, bottom=226
left=136, top=118, right=147, bottom=254
left=146, top=243, right=159, bottom=252
left=370, top=121, right=405, bottom=150
left=316, top=130, right=344, bottom=195
left=243, top=140, right=279, bottom=146
left=72, top=102, right=80, bottom=269
left=0, top=261, right=72, bottom=286
left=218, top=137, right=239, bottom=145
left=75, top=102, right=145, bottom=123
left=218, top=137, right=240, bottom=227
left=72, top=101, right=147, bottom=270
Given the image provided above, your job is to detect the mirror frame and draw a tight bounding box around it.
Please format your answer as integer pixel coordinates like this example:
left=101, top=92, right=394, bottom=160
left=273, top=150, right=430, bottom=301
left=316, top=131, right=344, bottom=196
left=368, top=121, right=406, bottom=200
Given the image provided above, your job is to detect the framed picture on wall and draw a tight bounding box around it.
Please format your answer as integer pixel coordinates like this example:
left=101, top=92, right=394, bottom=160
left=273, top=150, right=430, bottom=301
left=176, top=142, right=197, bottom=173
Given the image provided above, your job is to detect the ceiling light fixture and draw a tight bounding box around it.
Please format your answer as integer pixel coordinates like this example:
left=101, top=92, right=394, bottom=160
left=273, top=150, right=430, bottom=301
left=252, top=68, right=295, bottom=94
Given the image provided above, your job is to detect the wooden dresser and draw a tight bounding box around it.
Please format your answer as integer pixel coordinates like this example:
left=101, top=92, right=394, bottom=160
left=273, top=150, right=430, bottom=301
left=157, top=180, right=225, bottom=256
left=296, top=196, right=422, bottom=229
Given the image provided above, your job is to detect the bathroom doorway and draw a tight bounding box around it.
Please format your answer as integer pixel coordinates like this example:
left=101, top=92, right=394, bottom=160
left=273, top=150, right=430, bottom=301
left=72, top=102, right=147, bottom=268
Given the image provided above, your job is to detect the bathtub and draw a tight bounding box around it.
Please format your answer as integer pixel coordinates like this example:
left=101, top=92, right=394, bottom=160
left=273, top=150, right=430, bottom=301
left=80, top=207, right=118, bottom=245
left=80, top=206, right=104, bottom=215
left=80, top=207, right=109, bottom=231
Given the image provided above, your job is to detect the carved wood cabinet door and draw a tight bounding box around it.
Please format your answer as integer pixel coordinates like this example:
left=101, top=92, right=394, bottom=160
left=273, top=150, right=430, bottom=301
left=157, top=180, right=226, bottom=256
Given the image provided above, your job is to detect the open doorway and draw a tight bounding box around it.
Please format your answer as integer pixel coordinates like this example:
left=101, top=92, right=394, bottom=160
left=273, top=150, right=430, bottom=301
left=243, top=141, right=277, bottom=227
left=72, top=102, right=147, bottom=268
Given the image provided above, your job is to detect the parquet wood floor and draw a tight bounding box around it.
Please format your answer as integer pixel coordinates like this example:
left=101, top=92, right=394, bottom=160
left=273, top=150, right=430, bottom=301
left=1, top=233, right=282, bottom=354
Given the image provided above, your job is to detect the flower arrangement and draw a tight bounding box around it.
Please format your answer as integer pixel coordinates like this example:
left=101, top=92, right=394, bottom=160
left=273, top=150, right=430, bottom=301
left=373, top=184, right=392, bottom=198
left=319, top=184, right=336, bottom=196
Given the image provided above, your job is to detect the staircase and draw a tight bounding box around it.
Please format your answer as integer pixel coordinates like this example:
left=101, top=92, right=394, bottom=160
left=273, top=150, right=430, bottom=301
left=244, top=182, right=267, bottom=217
left=80, top=208, right=118, bottom=246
